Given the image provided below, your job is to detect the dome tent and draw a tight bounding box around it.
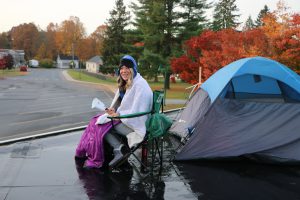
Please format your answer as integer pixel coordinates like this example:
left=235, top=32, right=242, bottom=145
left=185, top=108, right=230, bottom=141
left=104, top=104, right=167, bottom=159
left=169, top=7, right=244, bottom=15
left=170, top=56, right=300, bottom=163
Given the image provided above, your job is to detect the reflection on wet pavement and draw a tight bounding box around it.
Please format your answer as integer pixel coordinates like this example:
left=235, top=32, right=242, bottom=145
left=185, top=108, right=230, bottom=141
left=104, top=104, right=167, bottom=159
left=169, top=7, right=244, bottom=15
left=1, top=131, right=300, bottom=200
left=74, top=135, right=300, bottom=200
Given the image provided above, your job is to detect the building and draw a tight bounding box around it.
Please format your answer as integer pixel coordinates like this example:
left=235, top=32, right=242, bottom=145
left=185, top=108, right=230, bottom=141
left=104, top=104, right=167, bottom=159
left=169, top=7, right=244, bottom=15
left=0, top=49, right=25, bottom=66
left=56, top=54, right=79, bottom=69
left=86, top=56, right=103, bottom=73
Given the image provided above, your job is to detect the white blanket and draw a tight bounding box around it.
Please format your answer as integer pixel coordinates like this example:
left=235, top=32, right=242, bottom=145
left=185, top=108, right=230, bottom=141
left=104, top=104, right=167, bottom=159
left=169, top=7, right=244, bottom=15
left=110, top=73, right=153, bottom=138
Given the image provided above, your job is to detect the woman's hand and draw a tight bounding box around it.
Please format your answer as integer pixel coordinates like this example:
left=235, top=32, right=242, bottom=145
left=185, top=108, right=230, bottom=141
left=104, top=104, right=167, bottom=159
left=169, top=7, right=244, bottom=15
left=105, top=107, right=119, bottom=118
left=109, top=112, right=119, bottom=117
left=105, top=107, right=115, bottom=115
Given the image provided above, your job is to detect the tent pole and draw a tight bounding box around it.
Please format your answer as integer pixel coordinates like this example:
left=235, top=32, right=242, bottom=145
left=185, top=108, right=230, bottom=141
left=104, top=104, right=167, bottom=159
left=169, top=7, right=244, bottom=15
left=199, top=66, right=202, bottom=84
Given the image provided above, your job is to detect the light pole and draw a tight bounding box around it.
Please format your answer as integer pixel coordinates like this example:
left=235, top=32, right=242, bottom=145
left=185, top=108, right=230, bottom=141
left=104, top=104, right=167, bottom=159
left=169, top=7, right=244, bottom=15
left=79, top=60, right=81, bottom=80
left=72, top=43, right=74, bottom=66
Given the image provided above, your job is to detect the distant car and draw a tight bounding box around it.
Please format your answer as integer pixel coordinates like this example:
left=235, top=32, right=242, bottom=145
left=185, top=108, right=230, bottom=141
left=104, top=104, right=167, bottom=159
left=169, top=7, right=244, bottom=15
left=20, top=65, right=28, bottom=72
left=29, top=59, right=39, bottom=68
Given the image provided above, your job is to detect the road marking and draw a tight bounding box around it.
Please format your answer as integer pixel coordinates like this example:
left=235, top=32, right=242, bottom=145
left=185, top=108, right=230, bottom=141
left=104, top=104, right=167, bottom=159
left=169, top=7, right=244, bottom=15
left=10, top=110, right=97, bottom=125
left=18, top=104, right=89, bottom=115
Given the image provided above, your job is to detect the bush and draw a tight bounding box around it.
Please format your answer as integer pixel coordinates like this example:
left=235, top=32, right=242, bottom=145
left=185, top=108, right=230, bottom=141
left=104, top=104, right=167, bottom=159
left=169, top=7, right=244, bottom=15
left=39, top=59, right=54, bottom=68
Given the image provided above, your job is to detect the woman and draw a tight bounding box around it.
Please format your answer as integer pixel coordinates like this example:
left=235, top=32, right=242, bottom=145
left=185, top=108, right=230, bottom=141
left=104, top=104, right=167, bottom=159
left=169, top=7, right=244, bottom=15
left=75, top=55, right=153, bottom=169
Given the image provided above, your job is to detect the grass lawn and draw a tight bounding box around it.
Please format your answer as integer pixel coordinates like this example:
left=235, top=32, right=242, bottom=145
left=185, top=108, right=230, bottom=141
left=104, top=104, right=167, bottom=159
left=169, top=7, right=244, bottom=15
left=67, top=69, right=116, bottom=85
left=68, top=70, right=193, bottom=109
left=0, top=68, right=27, bottom=78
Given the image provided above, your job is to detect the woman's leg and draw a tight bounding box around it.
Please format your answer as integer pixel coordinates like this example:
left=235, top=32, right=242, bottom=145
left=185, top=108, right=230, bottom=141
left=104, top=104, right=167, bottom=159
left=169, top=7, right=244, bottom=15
left=104, top=131, right=121, bottom=149
left=104, top=123, right=134, bottom=148
left=104, top=123, right=134, bottom=167
left=114, top=123, right=134, bottom=137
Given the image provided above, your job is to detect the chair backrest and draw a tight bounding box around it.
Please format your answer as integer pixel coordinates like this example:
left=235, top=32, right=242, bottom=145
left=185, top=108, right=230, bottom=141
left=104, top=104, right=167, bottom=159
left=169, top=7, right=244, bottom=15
left=152, top=90, right=164, bottom=114
left=146, top=90, right=172, bottom=140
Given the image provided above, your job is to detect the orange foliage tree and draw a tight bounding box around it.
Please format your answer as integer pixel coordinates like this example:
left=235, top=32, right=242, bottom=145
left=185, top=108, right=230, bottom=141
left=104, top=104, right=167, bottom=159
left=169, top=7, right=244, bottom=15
left=269, top=14, right=300, bottom=69
left=171, top=2, right=300, bottom=84
left=171, top=29, right=270, bottom=83
left=10, top=23, right=40, bottom=59
left=90, top=25, right=107, bottom=56
left=77, top=37, right=99, bottom=61
left=55, top=16, right=86, bottom=56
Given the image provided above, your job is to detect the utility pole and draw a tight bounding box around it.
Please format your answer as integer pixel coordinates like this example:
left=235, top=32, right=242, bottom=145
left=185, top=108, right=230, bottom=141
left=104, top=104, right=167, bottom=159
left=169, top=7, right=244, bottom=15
left=72, top=43, right=74, bottom=69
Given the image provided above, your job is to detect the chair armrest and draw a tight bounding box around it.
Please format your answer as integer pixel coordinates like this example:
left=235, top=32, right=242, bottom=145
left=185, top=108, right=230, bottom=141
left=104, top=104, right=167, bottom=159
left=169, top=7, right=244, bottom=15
left=107, top=111, right=151, bottom=120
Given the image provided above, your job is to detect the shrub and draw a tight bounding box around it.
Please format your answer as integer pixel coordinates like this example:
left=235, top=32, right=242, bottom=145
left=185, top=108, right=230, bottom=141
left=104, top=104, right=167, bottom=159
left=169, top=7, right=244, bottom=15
left=39, top=59, right=54, bottom=68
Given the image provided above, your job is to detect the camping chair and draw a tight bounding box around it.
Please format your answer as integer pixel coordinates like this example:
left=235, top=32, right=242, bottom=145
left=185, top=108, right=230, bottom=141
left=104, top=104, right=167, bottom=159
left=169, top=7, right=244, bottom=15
left=107, top=90, right=173, bottom=172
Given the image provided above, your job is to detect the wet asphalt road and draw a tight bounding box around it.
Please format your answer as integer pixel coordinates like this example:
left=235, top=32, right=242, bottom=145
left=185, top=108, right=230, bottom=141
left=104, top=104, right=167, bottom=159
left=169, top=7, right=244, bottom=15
left=0, top=68, right=113, bottom=141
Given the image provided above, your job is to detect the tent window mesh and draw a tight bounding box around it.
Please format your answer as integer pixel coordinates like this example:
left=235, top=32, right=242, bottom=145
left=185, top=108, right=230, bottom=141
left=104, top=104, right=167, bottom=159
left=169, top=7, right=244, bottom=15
left=224, top=80, right=300, bottom=103
left=253, top=75, right=261, bottom=82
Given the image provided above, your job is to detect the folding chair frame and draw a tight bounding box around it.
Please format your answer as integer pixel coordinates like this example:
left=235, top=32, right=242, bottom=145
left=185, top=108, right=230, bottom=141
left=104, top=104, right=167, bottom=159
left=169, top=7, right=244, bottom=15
left=107, top=90, right=165, bottom=173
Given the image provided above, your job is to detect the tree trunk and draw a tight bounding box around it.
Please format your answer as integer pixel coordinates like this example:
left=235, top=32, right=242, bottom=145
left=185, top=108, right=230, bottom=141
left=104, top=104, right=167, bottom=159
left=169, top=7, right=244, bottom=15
left=154, top=75, right=158, bottom=82
left=165, top=72, right=171, bottom=89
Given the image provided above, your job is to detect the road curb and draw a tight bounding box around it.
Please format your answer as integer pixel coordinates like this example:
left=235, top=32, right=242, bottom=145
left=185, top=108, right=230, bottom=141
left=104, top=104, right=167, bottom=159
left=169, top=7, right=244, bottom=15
left=0, top=125, right=87, bottom=146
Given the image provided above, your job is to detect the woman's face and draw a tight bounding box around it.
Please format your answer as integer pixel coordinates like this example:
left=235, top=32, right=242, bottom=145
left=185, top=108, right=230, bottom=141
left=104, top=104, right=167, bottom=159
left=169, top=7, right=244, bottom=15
left=120, top=66, right=132, bottom=81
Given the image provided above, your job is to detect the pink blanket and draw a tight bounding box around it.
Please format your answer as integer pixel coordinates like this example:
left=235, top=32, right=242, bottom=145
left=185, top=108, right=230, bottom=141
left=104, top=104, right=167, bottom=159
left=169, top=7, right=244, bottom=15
left=75, top=114, right=120, bottom=168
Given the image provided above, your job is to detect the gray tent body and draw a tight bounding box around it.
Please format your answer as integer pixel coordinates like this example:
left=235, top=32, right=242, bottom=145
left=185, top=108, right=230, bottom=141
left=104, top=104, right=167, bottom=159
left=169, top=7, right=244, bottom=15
left=170, top=57, right=300, bottom=163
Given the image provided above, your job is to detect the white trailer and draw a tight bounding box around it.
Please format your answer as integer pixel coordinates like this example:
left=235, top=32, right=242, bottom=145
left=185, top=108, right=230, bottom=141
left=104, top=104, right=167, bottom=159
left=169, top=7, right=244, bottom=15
left=29, top=59, right=39, bottom=68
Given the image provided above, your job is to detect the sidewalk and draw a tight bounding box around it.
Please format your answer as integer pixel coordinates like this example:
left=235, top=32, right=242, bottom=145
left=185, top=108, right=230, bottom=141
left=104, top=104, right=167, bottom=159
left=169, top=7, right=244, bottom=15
left=165, top=98, right=187, bottom=105
left=62, top=70, right=116, bottom=95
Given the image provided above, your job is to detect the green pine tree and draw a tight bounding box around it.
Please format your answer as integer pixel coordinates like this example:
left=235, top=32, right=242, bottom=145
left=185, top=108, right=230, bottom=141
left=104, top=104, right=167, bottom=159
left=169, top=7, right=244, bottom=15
left=102, top=0, right=130, bottom=73
left=178, top=0, right=211, bottom=42
left=132, top=0, right=179, bottom=88
left=212, top=0, right=240, bottom=31
left=255, top=5, right=270, bottom=27
left=243, top=15, right=255, bottom=31
left=0, top=32, right=11, bottom=49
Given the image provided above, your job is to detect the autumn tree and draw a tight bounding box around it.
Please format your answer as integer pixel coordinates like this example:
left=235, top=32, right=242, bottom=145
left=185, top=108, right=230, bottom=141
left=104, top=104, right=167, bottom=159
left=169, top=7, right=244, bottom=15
left=242, top=28, right=270, bottom=57
left=77, top=37, right=98, bottom=61
left=10, top=23, right=40, bottom=59
left=212, top=0, right=240, bottom=31
left=269, top=13, right=300, bottom=69
left=55, top=16, right=86, bottom=57
left=35, top=43, right=48, bottom=60
left=259, top=1, right=297, bottom=66
left=0, top=58, right=5, bottom=69
left=102, top=0, right=130, bottom=70
left=171, top=30, right=222, bottom=84
left=4, top=54, right=14, bottom=69
left=172, top=1, right=299, bottom=84
left=171, top=28, right=271, bottom=83
left=44, top=23, right=59, bottom=59
left=90, top=25, right=107, bottom=55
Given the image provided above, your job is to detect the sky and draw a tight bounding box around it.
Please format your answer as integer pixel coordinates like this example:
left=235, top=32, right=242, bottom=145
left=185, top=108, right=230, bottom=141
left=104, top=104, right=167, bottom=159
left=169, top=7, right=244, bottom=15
left=1, top=0, right=300, bottom=35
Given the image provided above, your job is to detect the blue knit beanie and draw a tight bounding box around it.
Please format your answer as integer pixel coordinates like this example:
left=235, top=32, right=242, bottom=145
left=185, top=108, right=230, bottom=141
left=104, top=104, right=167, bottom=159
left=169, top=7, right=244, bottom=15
left=118, top=55, right=138, bottom=78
